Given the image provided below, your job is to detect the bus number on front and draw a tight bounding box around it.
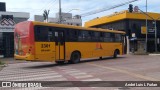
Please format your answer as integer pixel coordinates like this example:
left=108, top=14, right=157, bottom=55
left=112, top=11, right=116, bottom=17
left=41, top=44, right=50, bottom=48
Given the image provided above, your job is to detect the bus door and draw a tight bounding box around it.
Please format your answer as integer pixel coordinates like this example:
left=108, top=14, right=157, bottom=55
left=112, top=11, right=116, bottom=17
left=55, top=31, right=65, bottom=60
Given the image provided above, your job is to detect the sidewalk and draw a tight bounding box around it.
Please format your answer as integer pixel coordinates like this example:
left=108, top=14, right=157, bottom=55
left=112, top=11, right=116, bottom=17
left=129, top=51, right=160, bottom=56
left=149, top=53, right=160, bottom=56
left=0, top=58, right=28, bottom=64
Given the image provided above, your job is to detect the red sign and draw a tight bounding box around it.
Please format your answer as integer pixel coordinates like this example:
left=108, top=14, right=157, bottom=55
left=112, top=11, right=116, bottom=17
left=134, top=6, right=139, bottom=12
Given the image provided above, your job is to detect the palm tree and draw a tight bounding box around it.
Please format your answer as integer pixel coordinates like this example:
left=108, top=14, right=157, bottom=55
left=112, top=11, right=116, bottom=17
left=43, top=10, right=50, bottom=22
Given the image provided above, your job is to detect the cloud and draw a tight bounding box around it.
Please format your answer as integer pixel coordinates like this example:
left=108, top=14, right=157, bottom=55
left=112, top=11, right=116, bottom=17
left=1, top=0, right=160, bottom=25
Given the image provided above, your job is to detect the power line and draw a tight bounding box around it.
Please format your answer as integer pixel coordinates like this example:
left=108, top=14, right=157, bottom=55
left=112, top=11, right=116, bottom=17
left=7, top=8, right=41, bottom=11
left=8, top=0, right=58, bottom=13
left=48, top=0, right=58, bottom=10
left=81, top=0, right=138, bottom=17
left=39, top=0, right=57, bottom=12
left=81, top=0, right=139, bottom=17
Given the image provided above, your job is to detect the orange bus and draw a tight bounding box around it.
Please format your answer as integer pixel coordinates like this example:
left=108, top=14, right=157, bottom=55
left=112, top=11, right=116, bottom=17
left=14, top=21, right=126, bottom=64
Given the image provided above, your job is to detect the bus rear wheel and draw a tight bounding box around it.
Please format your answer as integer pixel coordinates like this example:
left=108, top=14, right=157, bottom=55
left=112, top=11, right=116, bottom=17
left=99, top=57, right=103, bottom=60
left=113, top=50, right=118, bottom=58
left=70, top=52, right=81, bottom=64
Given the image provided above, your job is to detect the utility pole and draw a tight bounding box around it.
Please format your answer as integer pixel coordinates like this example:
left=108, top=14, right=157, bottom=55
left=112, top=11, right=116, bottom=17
left=138, top=6, right=159, bottom=53
left=59, top=0, right=62, bottom=24
left=145, top=0, right=148, bottom=53
left=129, top=1, right=158, bottom=53
left=154, top=21, right=157, bottom=52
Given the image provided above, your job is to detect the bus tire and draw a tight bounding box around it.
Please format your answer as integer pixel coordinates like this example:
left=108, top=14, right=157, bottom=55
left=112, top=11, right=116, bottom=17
left=113, top=50, right=118, bottom=58
left=55, top=61, right=65, bottom=64
left=70, top=51, right=81, bottom=64
left=99, top=57, right=103, bottom=60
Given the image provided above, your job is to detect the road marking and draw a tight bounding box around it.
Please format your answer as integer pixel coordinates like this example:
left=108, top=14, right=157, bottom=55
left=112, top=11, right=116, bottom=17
left=57, top=66, right=71, bottom=69
left=64, top=69, right=79, bottom=71
left=65, top=70, right=81, bottom=74
left=58, top=67, right=70, bottom=70
left=61, top=87, right=80, bottom=90
left=0, top=72, right=60, bottom=80
left=81, top=78, right=102, bottom=81
left=12, top=75, right=64, bottom=81
left=75, top=75, right=93, bottom=79
left=87, top=63, right=159, bottom=81
left=70, top=72, right=87, bottom=76
left=60, top=68, right=77, bottom=71
left=0, top=74, right=63, bottom=81
left=0, top=72, right=59, bottom=79
left=0, top=69, right=57, bottom=76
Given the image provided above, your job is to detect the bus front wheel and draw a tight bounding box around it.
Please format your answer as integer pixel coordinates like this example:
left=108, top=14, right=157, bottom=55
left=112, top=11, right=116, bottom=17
left=70, top=52, right=81, bottom=64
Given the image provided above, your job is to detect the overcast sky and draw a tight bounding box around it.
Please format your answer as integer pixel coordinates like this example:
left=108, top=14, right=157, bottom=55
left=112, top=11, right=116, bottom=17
left=1, top=0, right=160, bottom=25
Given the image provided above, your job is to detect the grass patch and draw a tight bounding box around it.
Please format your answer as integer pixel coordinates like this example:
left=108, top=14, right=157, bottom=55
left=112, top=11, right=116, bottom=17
left=0, top=61, right=4, bottom=65
left=0, top=61, right=5, bottom=71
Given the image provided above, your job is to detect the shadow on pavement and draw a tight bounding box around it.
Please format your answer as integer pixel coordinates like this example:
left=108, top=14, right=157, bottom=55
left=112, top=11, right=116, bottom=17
left=24, top=63, right=69, bottom=69
left=0, top=58, right=29, bottom=64
left=80, top=57, right=125, bottom=64
left=23, top=56, right=126, bottom=69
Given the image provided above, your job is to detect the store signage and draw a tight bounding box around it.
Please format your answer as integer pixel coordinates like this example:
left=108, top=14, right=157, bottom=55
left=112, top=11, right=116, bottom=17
left=148, top=28, right=155, bottom=33
left=141, top=26, right=146, bottom=34
left=141, top=26, right=155, bottom=34
left=132, top=33, right=136, bottom=38
left=0, top=18, right=15, bottom=32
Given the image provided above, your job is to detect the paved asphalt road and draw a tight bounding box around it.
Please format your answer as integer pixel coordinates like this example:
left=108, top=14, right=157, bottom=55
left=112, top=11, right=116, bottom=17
left=0, top=55, right=160, bottom=90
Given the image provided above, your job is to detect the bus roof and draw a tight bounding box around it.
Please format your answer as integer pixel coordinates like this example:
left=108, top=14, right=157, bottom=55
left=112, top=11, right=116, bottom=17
left=27, top=21, right=125, bottom=34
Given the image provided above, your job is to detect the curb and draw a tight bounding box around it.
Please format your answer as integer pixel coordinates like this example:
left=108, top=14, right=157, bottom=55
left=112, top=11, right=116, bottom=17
left=0, top=64, right=7, bottom=67
left=0, top=55, right=4, bottom=58
left=130, top=53, right=149, bottom=55
left=149, top=54, right=160, bottom=56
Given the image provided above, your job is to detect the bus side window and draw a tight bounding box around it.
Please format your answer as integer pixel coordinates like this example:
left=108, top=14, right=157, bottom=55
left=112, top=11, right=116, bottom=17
left=59, top=32, right=64, bottom=45
left=69, top=29, right=78, bottom=41
left=89, top=31, right=93, bottom=42
left=84, top=31, right=91, bottom=41
left=100, top=32, right=104, bottom=42
left=34, top=27, right=39, bottom=41
left=48, top=28, right=54, bottom=42
left=55, top=32, right=58, bottom=37
left=78, top=31, right=83, bottom=41
left=54, top=32, right=58, bottom=40
left=104, top=33, right=112, bottom=42
left=110, top=33, right=115, bottom=42
left=115, top=34, right=122, bottom=42
left=35, top=26, right=49, bottom=42
left=78, top=30, right=92, bottom=42
left=92, top=32, right=100, bottom=42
